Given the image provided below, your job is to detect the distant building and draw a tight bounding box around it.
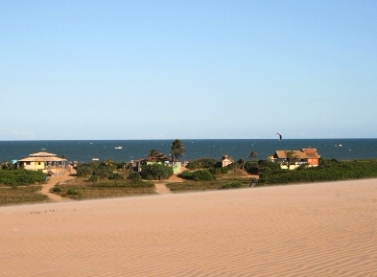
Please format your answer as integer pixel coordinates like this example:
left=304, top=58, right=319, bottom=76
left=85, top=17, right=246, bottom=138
left=271, top=148, right=321, bottom=169
left=221, top=155, right=234, bottom=167
left=17, top=151, right=67, bottom=174
left=132, top=152, right=182, bottom=174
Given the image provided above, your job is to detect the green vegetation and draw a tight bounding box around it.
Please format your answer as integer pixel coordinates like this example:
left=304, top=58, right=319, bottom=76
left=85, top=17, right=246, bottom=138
left=140, top=164, right=173, bottom=180
left=127, top=171, right=141, bottom=181
left=167, top=179, right=250, bottom=192
left=249, top=151, right=257, bottom=160
left=186, top=158, right=218, bottom=170
left=60, top=161, right=156, bottom=199
left=51, top=179, right=155, bottom=200
left=179, top=157, right=250, bottom=183
left=76, top=161, right=116, bottom=179
left=192, top=169, right=214, bottom=181
left=0, top=185, right=48, bottom=205
left=0, top=169, right=46, bottom=187
left=171, top=139, right=186, bottom=161
left=244, top=161, right=259, bottom=175
left=220, top=181, right=243, bottom=189
left=258, top=159, right=377, bottom=185
left=179, top=169, right=218, bottom=181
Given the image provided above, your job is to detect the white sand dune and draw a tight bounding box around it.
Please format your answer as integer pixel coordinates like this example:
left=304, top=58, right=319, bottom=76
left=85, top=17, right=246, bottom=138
left=1, top=179, right=376, bottom=277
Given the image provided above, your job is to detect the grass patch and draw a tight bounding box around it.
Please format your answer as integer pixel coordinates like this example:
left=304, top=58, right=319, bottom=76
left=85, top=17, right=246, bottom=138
left=51, top=179, right=156, bottom=200
left=166, top=178, right=250, bottom=192
left=0, top=185, right=49, bottom=205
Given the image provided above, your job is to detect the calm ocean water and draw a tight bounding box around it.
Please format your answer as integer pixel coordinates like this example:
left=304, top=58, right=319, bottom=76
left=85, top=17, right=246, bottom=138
left=0, top=139, right=376, bottom=163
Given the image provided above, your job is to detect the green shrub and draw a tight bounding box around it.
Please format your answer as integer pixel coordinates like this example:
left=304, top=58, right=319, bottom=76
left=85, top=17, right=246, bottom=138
left=140, top=164, right=173, bottom=180
left=258, top=159, right=377, bottom=185
left=244, top=161, right=259, bottom=174
left=51, top=186, right=62, bottom=192
left=209, top=166, right=231, bottom=175
left=221, top=182, right=243, bottom=189
left=108, top=173, right=124, bottom=180
left=179, top=171, right=194, bottom=180
left=67, top=188, right=79, bottom=195
left=76, top=164, right=94, bottom=177
left=186, top=158, right=218, bottom=170
left=193, top=169, right=214, bottom=181
left=76, top=162, right=116, bottom=178
left=0, top=169, right=46, bottom=187
left=127, top=171, right=141, bottom=181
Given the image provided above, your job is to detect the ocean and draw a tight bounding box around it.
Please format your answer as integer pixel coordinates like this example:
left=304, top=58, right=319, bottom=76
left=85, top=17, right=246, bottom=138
left=0, top=139, right=376, bottom=163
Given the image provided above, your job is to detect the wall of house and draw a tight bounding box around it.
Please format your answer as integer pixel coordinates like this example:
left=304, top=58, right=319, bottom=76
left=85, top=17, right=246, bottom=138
left=23, top=162, right=44, bottom=171
left=222, top=159, right=233, bottom=167
left=137, top=161, right=182, bottom=174
left=307, top=159, right=319, bottom=165
left=280, top=160, right=319, bottom=170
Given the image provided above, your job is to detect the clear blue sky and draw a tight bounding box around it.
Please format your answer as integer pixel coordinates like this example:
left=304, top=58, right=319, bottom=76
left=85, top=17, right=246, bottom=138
left=1, top=0, right=376, bottom=140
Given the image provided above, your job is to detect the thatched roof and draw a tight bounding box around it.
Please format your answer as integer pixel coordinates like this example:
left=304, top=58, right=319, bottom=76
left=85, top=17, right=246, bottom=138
left=134, top=152, right=180, bottom=163
left=29, top=151, right=57, bottom=157
left=18, top=156, right=67, bottom=162
left=18, top=151, right=66, bottom=162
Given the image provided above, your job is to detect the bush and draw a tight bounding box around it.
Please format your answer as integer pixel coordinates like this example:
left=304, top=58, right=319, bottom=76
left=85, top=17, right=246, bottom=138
left=244, top=161, right=259, bottom=174
left=108, top=173, right=124, bottom=180
left=51, top=186, right=62, bottom=192
left=186, top=158, right=218, bottom=170
left=192, top=169, right=214, bottom=181
left=127, top=171, right=141, bottom=181
left=258, top=159, right=377, bottom=185
left=76, top=163, right=94, bottom=177
left=221, top=182, right=243, bottom=189
left=140, top=164, right=173, bottom=180
left=76, top=162, right=116, bottom=179
left=209, top=166, right=231, bottom=175
left=67, top=188, right=79, bottom=195
left=179, top=171, right=194, bottom=180
left=0, top=169, right=46, bottom=187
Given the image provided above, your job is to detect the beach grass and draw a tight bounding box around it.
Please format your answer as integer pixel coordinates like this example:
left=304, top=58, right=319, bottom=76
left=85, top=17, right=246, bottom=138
left=167, top=178, right=251, bottom=192
left=51, top=179, right=156, bottom=200
left=0, top=185, right=49, bottom=205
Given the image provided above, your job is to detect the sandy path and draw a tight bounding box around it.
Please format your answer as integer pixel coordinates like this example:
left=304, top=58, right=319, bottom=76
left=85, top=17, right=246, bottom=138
left=154, top=168, right=185, bottom=194
left=1, top=178, right=376, bottom=277
left=39, top=169, right=76, bottom=201
left=154, top=183, right=171, bottom=194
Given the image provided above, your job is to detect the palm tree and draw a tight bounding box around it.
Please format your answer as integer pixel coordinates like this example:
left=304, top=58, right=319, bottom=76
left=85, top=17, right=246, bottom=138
left=170, top=139, right=186, bottom=165
left=249, top=151, right=257, bottom=161
left=285, top=151, right=299, bottom=169
left=149, top=149, right=159, bottom=158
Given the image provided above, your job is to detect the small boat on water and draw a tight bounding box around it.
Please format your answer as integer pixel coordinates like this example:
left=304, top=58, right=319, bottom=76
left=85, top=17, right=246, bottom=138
left=115, top=146, right=123, bottom=150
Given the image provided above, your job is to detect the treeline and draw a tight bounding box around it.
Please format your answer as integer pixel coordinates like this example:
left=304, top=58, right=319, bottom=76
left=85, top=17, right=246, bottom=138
left=258, top=159, right=377, bottom=185
left=76, top=161, right=174, bottom=181
left=76, top=161, right=124, bottom=183
left=0, top=169, right=46, bottom=187
left=182, top=158, right=236, bottom=181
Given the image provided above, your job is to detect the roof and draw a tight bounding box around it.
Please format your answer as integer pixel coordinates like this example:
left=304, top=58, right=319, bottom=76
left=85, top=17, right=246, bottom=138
left=134, top=152, right=180, bottom=163
left=18, top=156, right=67, bottom=162
left=274, top=148, right=320, bottom=159
left=18, top=151, right=66, bottom=162
left=29, top=151, right=57, bottom=157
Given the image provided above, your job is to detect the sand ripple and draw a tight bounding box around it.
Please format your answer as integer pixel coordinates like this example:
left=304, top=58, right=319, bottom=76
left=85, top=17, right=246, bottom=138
left=1, top=179, right=376, bottom=276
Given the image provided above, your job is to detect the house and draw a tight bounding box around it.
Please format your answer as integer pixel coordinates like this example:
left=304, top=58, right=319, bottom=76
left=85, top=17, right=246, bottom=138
left=271, top=148, right=321, bottom=169
left=17, top=151, right=67, bottom=174
left=132, top=152, right=182, bottom=174
left=221, top=155, right=234, bottom=167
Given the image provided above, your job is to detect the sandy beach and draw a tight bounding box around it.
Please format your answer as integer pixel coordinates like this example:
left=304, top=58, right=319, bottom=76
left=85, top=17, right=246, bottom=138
left=1, top=178, right=376, bottom=277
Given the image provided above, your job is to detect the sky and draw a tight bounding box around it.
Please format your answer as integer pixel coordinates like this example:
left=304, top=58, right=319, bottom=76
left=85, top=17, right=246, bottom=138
left=1, top=0, right=376, bottom=140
